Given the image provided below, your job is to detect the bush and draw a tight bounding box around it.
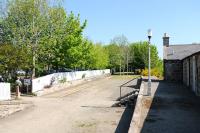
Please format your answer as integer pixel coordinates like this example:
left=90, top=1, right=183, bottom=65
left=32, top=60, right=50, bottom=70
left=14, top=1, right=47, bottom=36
left=141, top=67, right=163, bottom=79
left=141, top=69, right=148, bottom=76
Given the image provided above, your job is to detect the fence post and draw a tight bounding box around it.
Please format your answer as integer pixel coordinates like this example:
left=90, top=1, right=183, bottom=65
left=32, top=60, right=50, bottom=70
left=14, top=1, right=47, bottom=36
left=16, top=85, right=20, bottom=99
left=15, top=78, right=22, bottom=99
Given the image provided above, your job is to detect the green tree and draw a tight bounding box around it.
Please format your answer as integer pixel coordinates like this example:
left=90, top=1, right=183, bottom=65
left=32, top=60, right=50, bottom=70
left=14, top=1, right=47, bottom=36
left=75, top=39, right=94, bottom=70
left=37, top=6, right=68, bottom=72
left=91, top=43, right=109, bottom=69
left=0, top=0, right=87, bottom=76
left=60, top=12, right=87, bottom=69
left=130, top=41, right=159, bottom=69
left=39, top=10, right=87, bottom=71
left=105, top=44, right=121, bottom=71
left=1, top=0, right=49, bottom=78
left=0, top=44, right=31, bottom=80
left=110, top=35, right=130, bottom=74
left=0, top=0, right=120, bottom=80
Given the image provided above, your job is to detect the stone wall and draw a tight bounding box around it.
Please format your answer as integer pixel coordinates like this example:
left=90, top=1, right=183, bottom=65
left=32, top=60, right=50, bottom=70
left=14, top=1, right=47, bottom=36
left=183, top=53, right=200, bottom=95
left=197, top=54, right=200, bottom=95
left=164, top=60, right=183, bottom=82
left=183, top=58, right=189, bottom=86
left=189, top=56, right=194, bottom=90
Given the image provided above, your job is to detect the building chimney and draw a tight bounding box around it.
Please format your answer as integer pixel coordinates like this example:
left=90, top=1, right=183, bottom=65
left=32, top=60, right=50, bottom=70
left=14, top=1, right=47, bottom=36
left=163, top=33, right=170, bottom=47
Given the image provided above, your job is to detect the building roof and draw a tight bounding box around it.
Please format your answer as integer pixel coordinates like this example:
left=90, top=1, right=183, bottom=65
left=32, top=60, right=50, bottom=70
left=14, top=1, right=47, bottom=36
left=163, top=43, right=200, bottom=60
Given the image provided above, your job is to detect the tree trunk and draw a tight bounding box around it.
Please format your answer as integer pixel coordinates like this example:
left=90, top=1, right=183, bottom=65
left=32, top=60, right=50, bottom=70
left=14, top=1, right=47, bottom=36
left=120, top=59, right=121, bottom=76
left=32, top=52, right=35, bottom=78
left=127, top=53, right=129, bottom=75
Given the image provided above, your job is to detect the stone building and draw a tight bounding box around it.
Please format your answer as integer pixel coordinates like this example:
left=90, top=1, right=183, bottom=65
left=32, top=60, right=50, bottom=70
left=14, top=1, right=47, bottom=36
left=163, top=33, right=200, bottom=95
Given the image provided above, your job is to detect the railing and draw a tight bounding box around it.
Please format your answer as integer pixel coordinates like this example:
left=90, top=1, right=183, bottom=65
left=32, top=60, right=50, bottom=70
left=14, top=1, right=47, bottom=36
left=119, top=76, right=141, bottom=99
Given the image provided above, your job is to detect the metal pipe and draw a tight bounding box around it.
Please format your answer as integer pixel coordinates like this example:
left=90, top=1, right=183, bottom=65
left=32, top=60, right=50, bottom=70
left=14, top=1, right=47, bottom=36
left=120, top=86, right=121, bottom=99
left=148, top=39, right=151, bottom=96
left=147, top=29, right=152, bottom=96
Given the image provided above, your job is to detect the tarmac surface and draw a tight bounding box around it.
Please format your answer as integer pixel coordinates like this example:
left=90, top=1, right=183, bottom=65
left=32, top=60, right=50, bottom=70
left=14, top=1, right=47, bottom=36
left=0, top=76, right=137, bottom=133
left=141, top=79, right=200, bottom=133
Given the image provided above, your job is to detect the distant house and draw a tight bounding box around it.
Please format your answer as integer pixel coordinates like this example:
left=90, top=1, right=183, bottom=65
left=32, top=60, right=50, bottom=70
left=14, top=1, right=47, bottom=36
left=163, top=33, right=200, bottom=95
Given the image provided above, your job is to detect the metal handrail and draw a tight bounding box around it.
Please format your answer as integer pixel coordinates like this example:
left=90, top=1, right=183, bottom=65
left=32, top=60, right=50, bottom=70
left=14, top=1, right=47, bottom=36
left=119, top=76, right=141, bottom=99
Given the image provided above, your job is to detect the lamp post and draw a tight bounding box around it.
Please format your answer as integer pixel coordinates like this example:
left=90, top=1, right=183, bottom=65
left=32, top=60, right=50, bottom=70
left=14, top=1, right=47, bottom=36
left=147, top=29, right=152, bottom=96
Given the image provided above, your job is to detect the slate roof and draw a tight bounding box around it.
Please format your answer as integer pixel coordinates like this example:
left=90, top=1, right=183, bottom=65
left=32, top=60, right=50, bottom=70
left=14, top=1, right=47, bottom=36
left=163, top=43, right=200, bottom=60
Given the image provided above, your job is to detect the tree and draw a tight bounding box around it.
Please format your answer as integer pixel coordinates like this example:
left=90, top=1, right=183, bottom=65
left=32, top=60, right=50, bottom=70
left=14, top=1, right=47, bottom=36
left=0, top=44, right=31, bottom=80
left=90, top=43, right=109, bottom=69
left=75, top=39, right=94, bottom=70
left=130, top=41, right=159, bottom=69
left=0, top=0, right=88, bottom=76
left=38, top=10, right=87, bottom=71
left=110, top=35, right=129, bottom=74
left=37, top=6, right=68, bottom=72
left=0, top=0, right=114, bottom=81
left=62, top=12, right=87, bottom=69
left=1, top=0, right=49, bottom=78
left=105, top=44, right=121, bottom=72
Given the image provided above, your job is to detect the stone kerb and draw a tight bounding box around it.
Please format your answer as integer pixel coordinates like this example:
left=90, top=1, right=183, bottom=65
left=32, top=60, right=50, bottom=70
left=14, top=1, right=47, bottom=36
left=129, top=77, right=153, bottom=133
left=128, top=79, right=145, bottom=133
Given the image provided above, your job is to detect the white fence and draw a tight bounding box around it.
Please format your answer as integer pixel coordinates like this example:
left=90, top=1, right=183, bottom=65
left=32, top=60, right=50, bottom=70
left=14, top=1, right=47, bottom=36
left=32, top=69, right=110, bottom=93
left=0, top=83, right=11, bottom=101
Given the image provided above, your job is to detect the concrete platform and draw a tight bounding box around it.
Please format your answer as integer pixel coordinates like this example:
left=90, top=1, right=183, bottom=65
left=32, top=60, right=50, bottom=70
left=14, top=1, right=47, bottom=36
left=129, top=77, right=200, bottom=133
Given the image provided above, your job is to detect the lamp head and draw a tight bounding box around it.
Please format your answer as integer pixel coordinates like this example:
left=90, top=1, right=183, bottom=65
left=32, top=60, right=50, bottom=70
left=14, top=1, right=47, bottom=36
left=147, top=29, right=152, bottom=40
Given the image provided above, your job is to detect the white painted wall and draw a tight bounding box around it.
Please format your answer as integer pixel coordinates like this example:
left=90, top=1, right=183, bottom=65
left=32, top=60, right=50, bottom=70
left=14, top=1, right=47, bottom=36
left=0, top=83, right=11, bottom=101
left=32, top=69, right=110, bottom=93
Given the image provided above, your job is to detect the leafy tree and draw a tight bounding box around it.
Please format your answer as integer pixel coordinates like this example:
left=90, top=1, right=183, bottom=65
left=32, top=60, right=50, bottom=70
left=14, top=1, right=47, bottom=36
left=105, top=44, right=121, bottom=70
left=75, top=39, right=94, bottom=70
left=37, top=6, right=68, bottom=71
left=91, top=43, right=109, bottom=69
left=130, top=41, right=159, bottom=69
left=0, top=0, right=88, bottom=77
left=63, top=12, right=87, bottom=69
left=38, top=10, right=87, bottom=71
left=0, top=0, right=166, bottom=81
left=106, top=40, right=162, bottom=76
left=0, top=44, right=31, bottom=80
left=110, top=35, right=130, bottom=73
left=1, top=0, right=49, bottom=78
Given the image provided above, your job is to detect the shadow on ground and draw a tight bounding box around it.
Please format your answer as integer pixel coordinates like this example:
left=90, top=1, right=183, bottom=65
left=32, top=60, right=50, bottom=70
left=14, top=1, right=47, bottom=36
left=114, top=78, right=141, bottom=133
left=115, top=104, right=135, bottom=133
left=141, top=80, right=200, bottom=133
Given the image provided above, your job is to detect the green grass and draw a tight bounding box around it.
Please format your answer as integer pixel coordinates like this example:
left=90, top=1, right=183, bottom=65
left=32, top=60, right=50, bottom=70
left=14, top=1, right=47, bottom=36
left=114, top=72, right=135, bottom=75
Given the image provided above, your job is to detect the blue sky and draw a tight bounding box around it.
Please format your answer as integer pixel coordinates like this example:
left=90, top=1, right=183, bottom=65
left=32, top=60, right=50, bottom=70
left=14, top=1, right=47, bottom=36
left=63, top=0, right=200, bottom=58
